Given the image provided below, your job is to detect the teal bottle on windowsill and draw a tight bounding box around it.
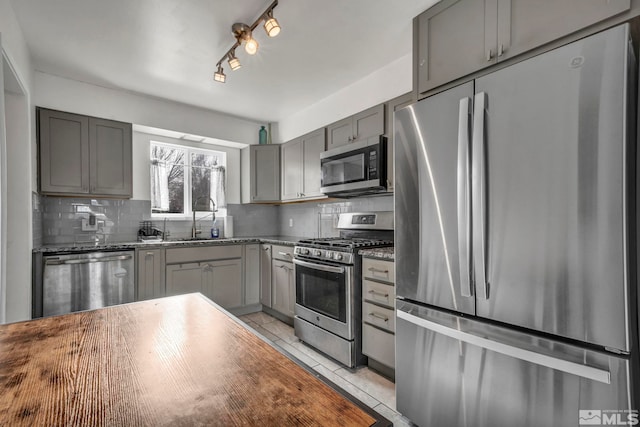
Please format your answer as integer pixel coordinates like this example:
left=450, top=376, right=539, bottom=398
left=259, top=126, right=267, bottom=144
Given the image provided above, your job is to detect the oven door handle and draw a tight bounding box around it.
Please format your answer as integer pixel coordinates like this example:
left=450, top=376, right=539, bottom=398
left=293, top=258, right=346, bottom=274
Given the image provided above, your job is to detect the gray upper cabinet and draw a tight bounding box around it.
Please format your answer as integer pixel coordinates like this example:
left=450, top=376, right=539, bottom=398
left=415, top=0, right=494, bottom=96
left=327, top=104, right=385, bottom=150
left=415, top=0, right=630, bottom=95
left=281, top=138, right=303, bottom=201
left=281, top=128, right=326, bottom=201
left=89, top=117, right=132, bottom=196
left=241, top=144, right=281, bottom=203
left=38, top=108, right=90, bottom=195
left=385, top=92, right=414, bottom=192
left=38, top=107, right=132, bottom=198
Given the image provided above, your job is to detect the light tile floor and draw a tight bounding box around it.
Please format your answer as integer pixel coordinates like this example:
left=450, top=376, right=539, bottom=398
left=238, top=311, right=415, bottom=427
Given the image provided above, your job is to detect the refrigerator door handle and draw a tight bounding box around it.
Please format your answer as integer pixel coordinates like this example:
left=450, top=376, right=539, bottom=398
left=472, top=92, right=489, bottom=299
left=457, top=97, right=472, bottom=297
left=397, top=309, right=611, bottom=384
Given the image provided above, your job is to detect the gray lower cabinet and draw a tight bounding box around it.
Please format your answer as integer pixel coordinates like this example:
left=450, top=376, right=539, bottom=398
left=136, top=248, right=165, bottom=300
left=164, top=245, right=243, bottom=309
left=327, top=104, right=385, bottom=150
left=241, top=144, right=281, bottom=203
left=37, top=107, right=132, bottom=197
left=271, top=244, right=295, bottom=318
left=415, top=0, right=631, bottom=95
left=244, top=244, right=260, bottom=306
left=260, top=244, right=272, bottom=307
left=281, top=128, right=326, bottom=201
left=362, top=257, right=395, bottom=373
left=272, top=259, right=294, bottom=318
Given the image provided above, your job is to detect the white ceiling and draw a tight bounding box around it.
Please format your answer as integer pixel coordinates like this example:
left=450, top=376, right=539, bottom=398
left=10, top=0, right=438, bottom=123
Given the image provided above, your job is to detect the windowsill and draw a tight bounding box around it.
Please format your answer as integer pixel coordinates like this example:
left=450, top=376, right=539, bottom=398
left=151, top=212, right=227, bottom=221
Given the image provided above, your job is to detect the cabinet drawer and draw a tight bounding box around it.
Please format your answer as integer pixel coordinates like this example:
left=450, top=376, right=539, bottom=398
left=363, top=301, right=395, bottom=333
left=362, top=258, right=394, bottom=283
left=363, top=279, right=395, bottom=308
left=166, top=244, right=242, bottom=264
left=272, top=245, right=294, bottom=262
left=362, top=323, right=395, bottom=368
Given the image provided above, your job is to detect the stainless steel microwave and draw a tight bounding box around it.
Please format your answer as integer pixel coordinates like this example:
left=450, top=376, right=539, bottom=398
left=320, top=136, right=387, bottom=198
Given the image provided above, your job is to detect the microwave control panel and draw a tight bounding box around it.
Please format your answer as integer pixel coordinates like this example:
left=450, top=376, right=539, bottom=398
left=368, top=148, right=378, bottom=179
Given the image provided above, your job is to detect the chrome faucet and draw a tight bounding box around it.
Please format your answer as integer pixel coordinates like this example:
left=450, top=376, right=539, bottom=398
left=192, top=196, right=216, bottom=239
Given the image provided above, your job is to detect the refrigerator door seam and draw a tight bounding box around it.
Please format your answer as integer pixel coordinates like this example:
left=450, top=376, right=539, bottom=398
left=397, top=309, right=612, bottom=384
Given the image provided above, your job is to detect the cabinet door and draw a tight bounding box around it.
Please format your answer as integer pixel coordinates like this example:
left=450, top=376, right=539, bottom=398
left=166, top=263, right=203, bottom=296
left=272, top=259, right=293, bottom=317
left=280, top=138, right=303, bottom=201
left=497, top=0, right=630, bottom=62
left=251, top=145, right=280, bottom=202
left=244, top=244, right=260, bottom=306
left=38, top=108, right=90, bottom=194
left=353, top=104, right=385, bottom=142
left=386, top=93, right=414, bottom=192
left=260, top=245, right=272, bottom=307
left=205, top=259, right=242, bottom=309
left=89, top=118, right=132, bottom=196
left=137, top=249, right=165, bottom=300
left=416, top=0, right=497, bottom=95
left=301, top=129, right=326, bottom=198
left=326, top=117, right=353, bottom=150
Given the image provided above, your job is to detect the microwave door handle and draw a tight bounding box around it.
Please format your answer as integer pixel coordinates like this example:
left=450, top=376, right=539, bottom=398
left=457, top=97, right=472, bottom=298
left=472, top=92, right=489, bottom=300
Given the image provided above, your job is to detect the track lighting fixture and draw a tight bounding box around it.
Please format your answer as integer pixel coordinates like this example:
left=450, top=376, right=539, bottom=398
left=213, top=0, right=280, bottom=83
left=213, top=64, right=226, bottom=83
left=227, top=49, right=241, bottom=70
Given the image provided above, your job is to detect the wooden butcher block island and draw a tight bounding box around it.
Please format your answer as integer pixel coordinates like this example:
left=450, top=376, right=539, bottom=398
left=0, top=293, right=389, bottom=426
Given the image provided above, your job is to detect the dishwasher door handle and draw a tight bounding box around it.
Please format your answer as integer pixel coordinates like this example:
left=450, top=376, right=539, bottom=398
left=45, top=255, right=133, bottom=265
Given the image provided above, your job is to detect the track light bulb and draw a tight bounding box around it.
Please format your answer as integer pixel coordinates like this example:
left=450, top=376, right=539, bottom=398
left=264, top=13, right=280, bottom=37
left=228, top=53, right=241, bottom=71
left=244, top=37, right=259, bottom=55
left=214, top=65, right=226, bottom=83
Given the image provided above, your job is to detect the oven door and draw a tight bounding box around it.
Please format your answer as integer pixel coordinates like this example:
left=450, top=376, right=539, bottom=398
left=293, top=258, right=354, bottom=339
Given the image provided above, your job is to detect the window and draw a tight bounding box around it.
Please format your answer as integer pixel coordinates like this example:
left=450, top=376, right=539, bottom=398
left=150, top=142, right=226, bottom=217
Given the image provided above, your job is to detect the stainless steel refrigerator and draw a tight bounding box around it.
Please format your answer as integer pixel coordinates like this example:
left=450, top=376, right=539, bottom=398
left=394, top=23, right=639, bottom=427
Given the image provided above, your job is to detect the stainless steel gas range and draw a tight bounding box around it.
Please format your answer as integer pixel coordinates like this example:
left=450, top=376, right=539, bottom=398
left=293, top=212, right=393, bottom=367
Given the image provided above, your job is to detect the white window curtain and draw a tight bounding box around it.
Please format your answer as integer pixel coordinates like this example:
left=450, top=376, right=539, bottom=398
left=150, top=159, right=169, bottom=211
left=210, top=165, right=226, bottom=209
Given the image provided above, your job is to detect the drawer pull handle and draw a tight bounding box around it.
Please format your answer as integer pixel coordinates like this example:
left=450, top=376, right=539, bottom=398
left=369, top=312, right=389, bottom=322
left=368, top=267, right=389, bottom=274
left=368, top=290, right=389, bottom=298
left=278, top=252, right=292, bottom=257
left=145, top=252, right=155, bottom=256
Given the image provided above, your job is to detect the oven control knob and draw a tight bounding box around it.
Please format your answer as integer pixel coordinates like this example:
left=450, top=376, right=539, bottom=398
left=335, top=253, right=343, bottom=261
left=314, top=250, right=322, bottom=257
left=301, top=248, right=310, bottom=255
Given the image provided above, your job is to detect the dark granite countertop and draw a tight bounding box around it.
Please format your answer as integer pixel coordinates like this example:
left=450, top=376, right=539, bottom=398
left=359, top=247, right=394, bottom=260
left=33, top=235, right=304, bottom=254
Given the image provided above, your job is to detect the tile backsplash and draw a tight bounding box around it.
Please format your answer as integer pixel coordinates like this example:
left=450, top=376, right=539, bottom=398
left=34, top=194, right=394, bottom=246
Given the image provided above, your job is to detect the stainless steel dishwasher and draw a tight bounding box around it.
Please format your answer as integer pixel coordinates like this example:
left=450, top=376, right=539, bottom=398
left=42, top=251, right=135, bottom=316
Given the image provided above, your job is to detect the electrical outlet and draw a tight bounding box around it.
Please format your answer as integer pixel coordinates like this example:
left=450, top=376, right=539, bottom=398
left=289, top=218, right=293, bottom=227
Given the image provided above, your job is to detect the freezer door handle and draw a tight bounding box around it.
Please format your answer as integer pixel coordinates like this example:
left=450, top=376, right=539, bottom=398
left=457, top=97, right=472, bottom=297
left=472, top=92, right=489, bottom=299
left=397, top=309, right=611, bottom=384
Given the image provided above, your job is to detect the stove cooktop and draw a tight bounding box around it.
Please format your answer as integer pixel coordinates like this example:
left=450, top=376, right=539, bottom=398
left=297, top=237, right=394, bottom=251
